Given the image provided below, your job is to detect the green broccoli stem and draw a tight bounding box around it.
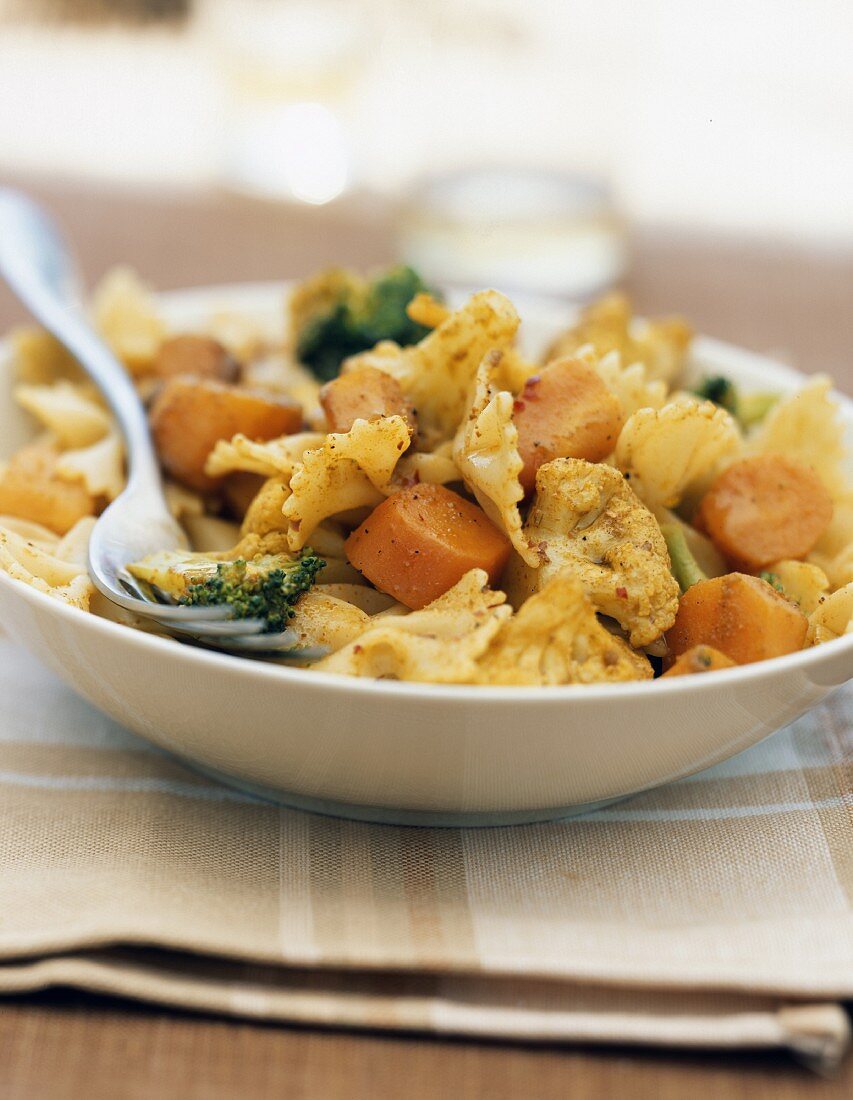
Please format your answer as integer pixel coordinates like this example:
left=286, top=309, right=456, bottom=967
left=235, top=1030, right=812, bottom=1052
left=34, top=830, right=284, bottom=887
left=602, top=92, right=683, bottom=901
left=736, top=392, right=778, bottom=428
left=661, top=523, right=708, bottom=593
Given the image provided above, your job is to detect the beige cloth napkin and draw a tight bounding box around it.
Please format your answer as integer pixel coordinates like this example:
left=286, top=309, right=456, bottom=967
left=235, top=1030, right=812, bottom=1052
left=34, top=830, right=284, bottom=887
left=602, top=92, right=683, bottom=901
left=0, top=639, right=850, bottom=1071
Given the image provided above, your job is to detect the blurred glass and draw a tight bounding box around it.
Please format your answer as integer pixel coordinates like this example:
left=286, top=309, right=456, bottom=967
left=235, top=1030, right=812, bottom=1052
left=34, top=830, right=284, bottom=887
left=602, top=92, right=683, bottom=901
left=398, top=167, right=627, bottom=299
left=200, top=0, right=368, bottom=204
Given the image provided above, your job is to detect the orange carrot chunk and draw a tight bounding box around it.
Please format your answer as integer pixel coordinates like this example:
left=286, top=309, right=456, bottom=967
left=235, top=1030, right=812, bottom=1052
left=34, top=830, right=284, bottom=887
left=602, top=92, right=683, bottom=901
left=697, top=454, right=832, bottom=570
left=513, top=357, right=624, bottom=494
left=661, top=644, right=736, bottom=677
left=320, top=367, right=417, bottom=438
left=149, top=377, right=303, bottom=493
left=664, top=573, right=807, bottom=667
left=345, top=483, right=511, bottom=609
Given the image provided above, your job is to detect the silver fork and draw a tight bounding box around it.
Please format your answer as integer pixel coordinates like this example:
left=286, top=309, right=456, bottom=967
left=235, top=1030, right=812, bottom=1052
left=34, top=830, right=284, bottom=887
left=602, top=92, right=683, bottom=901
left=0, top=188, right=299, bottom=652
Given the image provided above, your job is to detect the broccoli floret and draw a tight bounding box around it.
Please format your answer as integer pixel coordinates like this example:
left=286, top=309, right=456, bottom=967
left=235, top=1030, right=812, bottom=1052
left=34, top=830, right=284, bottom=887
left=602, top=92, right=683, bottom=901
left=661, top=523, right=708, bottom=593
left=693, top=375, right=778, bottom=428
left=694, top=375, right=737, bottom=410
left=179, top=550, right=325, bottom=632
left=295, top=265, right=437, bottom=382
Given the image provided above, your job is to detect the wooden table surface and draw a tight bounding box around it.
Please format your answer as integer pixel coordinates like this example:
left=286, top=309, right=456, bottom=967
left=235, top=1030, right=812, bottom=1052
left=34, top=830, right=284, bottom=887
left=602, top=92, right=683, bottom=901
left=1, top=176, right=851, bottom=1099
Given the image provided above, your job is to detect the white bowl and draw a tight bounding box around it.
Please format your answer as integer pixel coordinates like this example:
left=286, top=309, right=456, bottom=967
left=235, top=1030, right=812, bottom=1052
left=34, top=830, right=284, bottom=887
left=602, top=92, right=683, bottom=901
left=1, top=283, right=851, bottom=826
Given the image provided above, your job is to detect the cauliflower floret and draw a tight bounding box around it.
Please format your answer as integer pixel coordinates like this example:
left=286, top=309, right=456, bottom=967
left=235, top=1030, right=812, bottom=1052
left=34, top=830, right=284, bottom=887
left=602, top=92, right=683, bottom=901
left=314, top=569, right=511, bottom=682
left=807, top=582, right=853, bottom=645
left=476, top=574, right=652, bottom=685
left=590, top=348, right=668, bottom=417
left=615, top=399, right=741, bottom=509
left=507, top=458, right=679, bottom=647
left=453, top=351, right=540, bottom=567
left=543, top=294, right=692, bottom=385
left=283, top=415, right=411, bottom=550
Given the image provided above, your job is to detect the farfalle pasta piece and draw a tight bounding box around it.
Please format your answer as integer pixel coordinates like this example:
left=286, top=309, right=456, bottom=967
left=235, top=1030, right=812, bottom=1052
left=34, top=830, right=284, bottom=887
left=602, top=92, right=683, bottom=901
left=395, top=441, right=460, bottom=488
left=506, top=458, right=679, bottom=647
left=352, top=292, right=520, bottom=444
left=0, top=518, right=95, bottom=609
left=342, top=340, right=410, bottom=383
left=807, top=582, right=853, bottom=645
left=0, top=515, right=58, bottom=550
left=54, top=516, right=97, bottom=569
left=164, top=480, right=205, bottom=520
left=57, top=431, right=125, bottom=501
left=544, top=294, right=693, bottom=384
left=11, top=327, right=85, bottom=385
left=204, top=309, right=274, bottom=364
left=15, top=381, right=111, bottom=448
left=615, top=399, right=741, bottom=509
left=453, top=352, right=540, bottom=567
left=288, top=591, right=371, bottom=654
left=476, top=575, right=652, bottom=685
left=750, top=377, right=845, bottom=494
left=810, top=495, right=853, bottom=590
left=404, top=290, right=519, bottom=441
left=591, top=348, right=668, bottom=417
left=205, top=431, right=325, bottom=479
left=243, top=355, right=322, bottom=420
left=92, top=266, right=168, bottom=375
left=240, top=477, right=291, bottom=537
left=283, top=416, right=411, bottom=550
left=314, top=569, right=511, bottom=682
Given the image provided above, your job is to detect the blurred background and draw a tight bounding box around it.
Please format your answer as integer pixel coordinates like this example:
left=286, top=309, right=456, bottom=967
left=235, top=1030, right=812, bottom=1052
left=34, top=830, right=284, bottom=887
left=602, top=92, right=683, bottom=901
left=0, top=0, right=851, bottom=365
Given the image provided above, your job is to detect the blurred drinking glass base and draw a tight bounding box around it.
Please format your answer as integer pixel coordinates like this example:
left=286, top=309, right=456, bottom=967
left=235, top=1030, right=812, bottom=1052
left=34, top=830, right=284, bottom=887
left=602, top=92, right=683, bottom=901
left=398, top=167, right=627, bottom=300
left=200, top=0, right=367, bottom=205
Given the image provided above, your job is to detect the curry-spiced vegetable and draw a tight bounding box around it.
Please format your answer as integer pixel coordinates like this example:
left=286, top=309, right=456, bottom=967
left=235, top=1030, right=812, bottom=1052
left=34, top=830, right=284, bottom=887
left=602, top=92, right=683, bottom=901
left=661, top=644, right=735, bottom=677
left=0, top=439, right=97, bottom=535
left=661, top=523, right=708, bottom=593
left=293, top=265, right=437, bottom=382
left=149, top=377, right=303, bottom=493
left=152, top=335, right=240, bottom=384
left=697, top=454, right=833, bottom=569
left=319, top=366, right=417, bottom=437
left=513, top=357, right=624, bottom=495
left=664, top=573, right=808, bottom=666
left=345, top=483, right=511, bottom=610
left=693, top=375, right=778, bottom=428
left=129, top=549, right=325, bottom=633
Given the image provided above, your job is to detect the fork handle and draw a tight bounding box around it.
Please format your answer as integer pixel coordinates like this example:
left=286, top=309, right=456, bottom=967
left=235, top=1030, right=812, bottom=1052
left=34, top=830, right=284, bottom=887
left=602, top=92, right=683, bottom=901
left=0, top=188, right=159, bottom=487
